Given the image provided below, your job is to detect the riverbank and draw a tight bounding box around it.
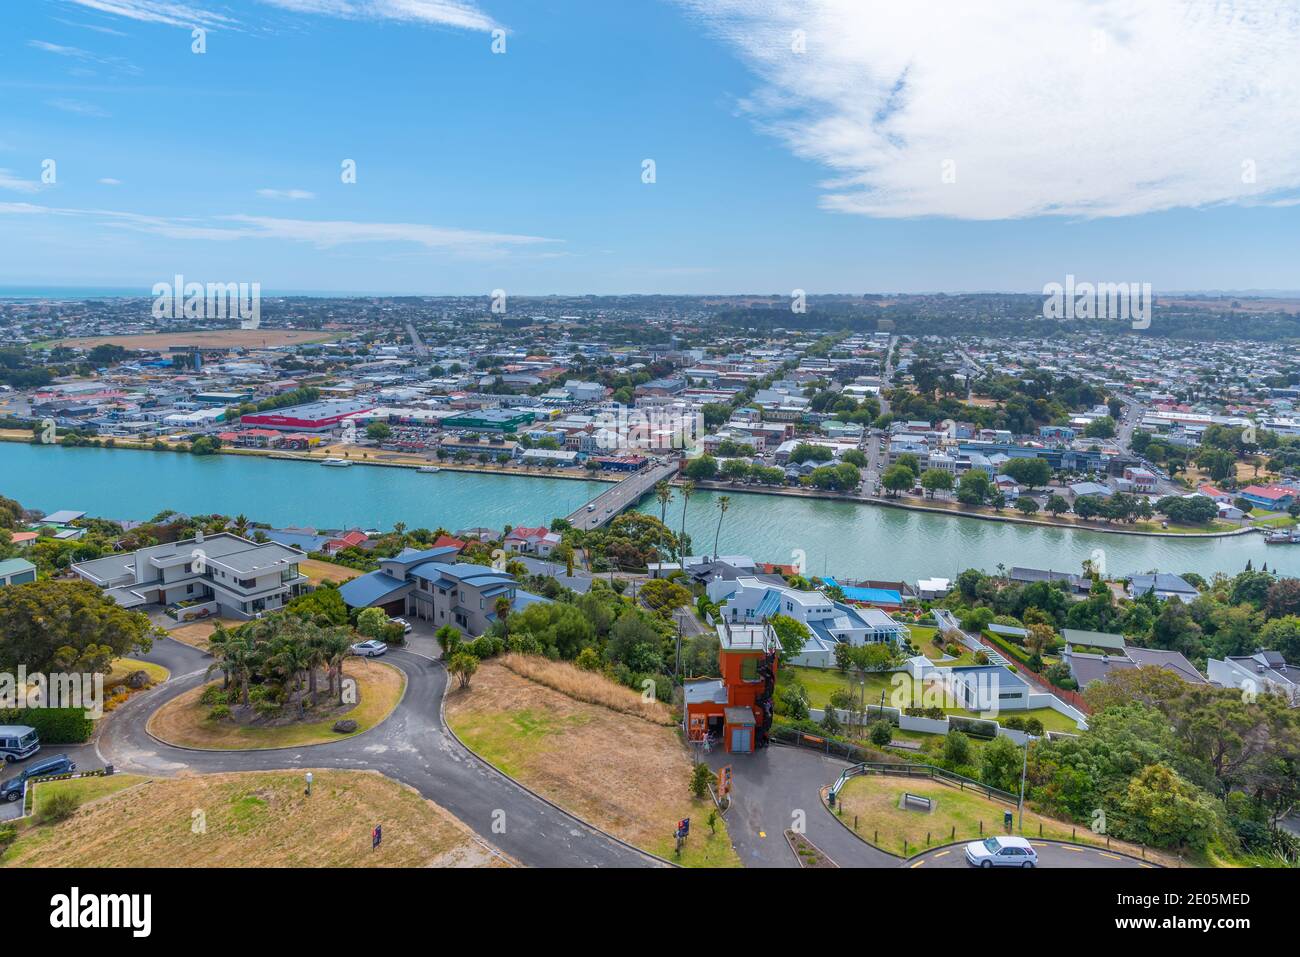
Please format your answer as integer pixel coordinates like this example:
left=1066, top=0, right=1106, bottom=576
left=2, top=440, right=1294, bottom=581
left=685, top=479, right=1252, bottom=539
left=0, top=429, right=620, bottom=486
left=3, top=431, right=1255, bottom=539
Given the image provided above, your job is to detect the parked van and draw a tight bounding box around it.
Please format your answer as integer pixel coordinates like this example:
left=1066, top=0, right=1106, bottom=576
left=0, top=725, right=40, bottom=763
left=1, top=754, right=76, bottom=802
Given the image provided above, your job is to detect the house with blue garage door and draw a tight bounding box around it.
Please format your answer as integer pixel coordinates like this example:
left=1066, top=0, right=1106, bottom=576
left=338, top=546, right=550, bottom=637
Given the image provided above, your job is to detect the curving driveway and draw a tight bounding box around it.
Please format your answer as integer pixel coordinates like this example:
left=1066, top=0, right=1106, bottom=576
left=87, top=637, right=659, bottom=868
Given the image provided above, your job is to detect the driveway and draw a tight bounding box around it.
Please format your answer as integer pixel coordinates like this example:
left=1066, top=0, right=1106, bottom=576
left=45, top=636, right=658, bottom=867
left=705, top=743, right=896, bottom=868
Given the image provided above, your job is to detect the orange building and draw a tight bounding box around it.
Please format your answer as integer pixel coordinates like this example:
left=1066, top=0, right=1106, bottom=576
left=684, top=621, right=778, bottom=754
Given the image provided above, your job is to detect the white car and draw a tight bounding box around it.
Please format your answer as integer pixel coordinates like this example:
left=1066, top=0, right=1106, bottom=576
left=350, top=639, right=388, bottom=657
left=390, top=617, right=413, bottom=634
left=965, top=836, right=1037, bottom=868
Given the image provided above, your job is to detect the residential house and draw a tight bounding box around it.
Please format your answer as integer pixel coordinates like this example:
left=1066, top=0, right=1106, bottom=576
left=1128, top=572, right=1200, bottom=603
left=1207, top=650, right=1299, bottom=706
left=72, top=532, right=309, bottom=620
left=338, top=547, right=550, bottom=636
left=0, top=558, right=36, bottom=587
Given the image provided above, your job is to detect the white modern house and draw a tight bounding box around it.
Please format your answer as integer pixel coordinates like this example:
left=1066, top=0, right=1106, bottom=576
left=707, top=576, right=908, bottom=668
left=1207, top=650, right=1299, bottom=706
left=72, top=531, right=309, bottom=620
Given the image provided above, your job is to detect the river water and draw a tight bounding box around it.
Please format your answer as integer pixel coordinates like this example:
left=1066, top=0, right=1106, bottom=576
left=2, top=442, right=1295, bottom=582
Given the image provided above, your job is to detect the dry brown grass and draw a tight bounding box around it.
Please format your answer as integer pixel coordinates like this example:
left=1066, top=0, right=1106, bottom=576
left=299, top=558, right=359, bottom=585
left=166, top=618, right=244, bottom=651
left=147, top=659, right=404, bottom=749
left=2, top=770, right=511, bottom=868
left=445, top=661, right=737, bottom=866
left=497, top=653, right=674, bottom=726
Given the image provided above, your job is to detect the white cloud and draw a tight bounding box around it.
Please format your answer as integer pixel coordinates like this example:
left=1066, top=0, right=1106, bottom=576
left=99, top=177, right=123, bottom=185
left=0, top=202, right=558, bottom=253
left=0, top=170, right=45, bottom=194
left=678, top=0, right=1300, bottom=219
left=257, top=188, right=316, bottom=200
left=47, top=98, right=112, bottom=117
left=60, top=0, right=500, bottom=32
left=58, top=0, right=238, bottom=29
left=28, top=39, right=140, bottom=73
left=259, top=0, right=501, bottom=31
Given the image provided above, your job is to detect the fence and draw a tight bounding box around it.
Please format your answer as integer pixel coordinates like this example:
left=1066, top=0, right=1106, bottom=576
left=828, top=761, right=1018, bottom=806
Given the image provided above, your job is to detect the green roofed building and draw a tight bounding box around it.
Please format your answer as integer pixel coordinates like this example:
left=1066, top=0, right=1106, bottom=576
left=443, top=409, right=536, bottom=432
left=0, top=558, right=36, bottom=587
left=1061, top=628, right=1126, bottom=654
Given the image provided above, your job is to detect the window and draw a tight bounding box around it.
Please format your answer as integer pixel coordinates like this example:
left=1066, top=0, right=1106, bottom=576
left=740, top=657, right=758, bottom=681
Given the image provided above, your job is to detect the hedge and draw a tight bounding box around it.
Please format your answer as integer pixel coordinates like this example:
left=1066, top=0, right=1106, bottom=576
left=947, top=715, right=998, bottom=740
left=0, top=708, right=95, bottom=743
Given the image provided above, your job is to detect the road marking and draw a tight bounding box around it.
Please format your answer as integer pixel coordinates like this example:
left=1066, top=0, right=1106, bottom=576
left=1031, top=842, right=1048, bottom=847
left=1099, top=852, right=1122, bottom=861
left=934, top=850, right=950, bottom=858
left=1063, top=845, right=1085, bottom=852
left=910, top=859, right=926, bottom=868
left=758, top=830, right=766, bottom=838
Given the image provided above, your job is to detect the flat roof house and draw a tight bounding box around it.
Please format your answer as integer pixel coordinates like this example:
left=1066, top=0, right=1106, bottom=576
left=1207, top=650, right=1299, bottom=706
left=72, top=532, right=309, bottom=620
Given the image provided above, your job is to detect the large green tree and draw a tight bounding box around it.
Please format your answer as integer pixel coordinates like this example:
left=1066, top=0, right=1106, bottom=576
left=0, top=580, right=155, bottom=673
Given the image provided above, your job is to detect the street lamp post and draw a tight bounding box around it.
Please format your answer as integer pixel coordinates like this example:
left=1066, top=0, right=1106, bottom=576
left=1017, top=735, right=1037, bottom=830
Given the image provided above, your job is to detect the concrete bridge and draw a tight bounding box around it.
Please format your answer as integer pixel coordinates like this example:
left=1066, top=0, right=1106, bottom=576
left=566, top=458, right=679, bottom=530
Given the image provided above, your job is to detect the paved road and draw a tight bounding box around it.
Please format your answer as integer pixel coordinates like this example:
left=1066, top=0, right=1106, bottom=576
left=566, top=458, right=678, bottom=530
left=704, top=744, right=896, bottom=868
left=907, top=840, right=1153, bottom=869
left=22, top=636, right=658, bottom=867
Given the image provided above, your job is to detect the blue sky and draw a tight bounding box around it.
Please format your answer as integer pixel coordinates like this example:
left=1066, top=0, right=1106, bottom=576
left=2, top=0, right=1298, bottom=295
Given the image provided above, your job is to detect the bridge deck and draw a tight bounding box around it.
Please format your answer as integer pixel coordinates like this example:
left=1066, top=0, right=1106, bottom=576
left=566, top=459, right=679, bottom=530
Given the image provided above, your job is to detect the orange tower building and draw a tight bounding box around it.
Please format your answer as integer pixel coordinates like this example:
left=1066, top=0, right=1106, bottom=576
left=684, top=620, right=779, bottom=754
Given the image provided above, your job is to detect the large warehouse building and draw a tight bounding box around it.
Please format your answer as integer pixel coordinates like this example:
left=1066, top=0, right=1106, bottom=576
left=240, top=400, right=375, bottom=432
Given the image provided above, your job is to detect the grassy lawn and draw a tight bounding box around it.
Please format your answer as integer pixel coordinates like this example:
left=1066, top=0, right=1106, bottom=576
left=106, top=657, right=169, bottom=688
left=27, top=773, right=147, bottom=819
left=1253, top=513, right=1298, bottom=528
left=835, top=774, right=1085, bottom=857
left=447, top=659, right=741, bottom=868
left=146, top=659, right=404, bottom=750
left=299, top=558, right=360, bottom=585
left=3, top=770, right=507, bottom=867
left=782, top=666, right=1082, bottom=733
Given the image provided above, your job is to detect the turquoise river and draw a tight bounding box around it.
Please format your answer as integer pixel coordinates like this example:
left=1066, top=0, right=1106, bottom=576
left=2, top=442, right=1297, bottom=582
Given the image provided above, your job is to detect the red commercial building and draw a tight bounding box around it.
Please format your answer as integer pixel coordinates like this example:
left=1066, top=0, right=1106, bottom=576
left=240, top=400, right=374, bottom=432
left=684, top=621, right=778, bottom=754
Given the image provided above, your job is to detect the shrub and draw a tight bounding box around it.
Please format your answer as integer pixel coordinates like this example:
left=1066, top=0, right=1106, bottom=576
left=207, top=704, right=231, bottom=722
left=1023, top=717, right=1045, bottom=736
left=199, top=685, right=226, bottom=706
left=869, top=719, right=893, bottom=747
left=37, top=791, right=81, bottom=825
left=0, top=708, right=94, bottom=744
left=0, top=823, right=16, bottom=852
left=690, top=761, right=714, bottom=799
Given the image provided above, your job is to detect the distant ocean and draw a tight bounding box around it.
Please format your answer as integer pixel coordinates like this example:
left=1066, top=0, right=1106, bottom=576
left=0, top=286, right=151, bottom=299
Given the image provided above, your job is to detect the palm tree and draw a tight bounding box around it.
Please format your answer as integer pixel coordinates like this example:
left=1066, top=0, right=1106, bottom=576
left=322, top=631, right=353, bottom=704
left=712, top=495, right=731, bottom=560
left=494, top=595, right=512, bottom=636
left=233, top=513, right=250, bottom=537
left=678, top=480, right=695, bottom=563
left=654, top=480, right=673, bottom=576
